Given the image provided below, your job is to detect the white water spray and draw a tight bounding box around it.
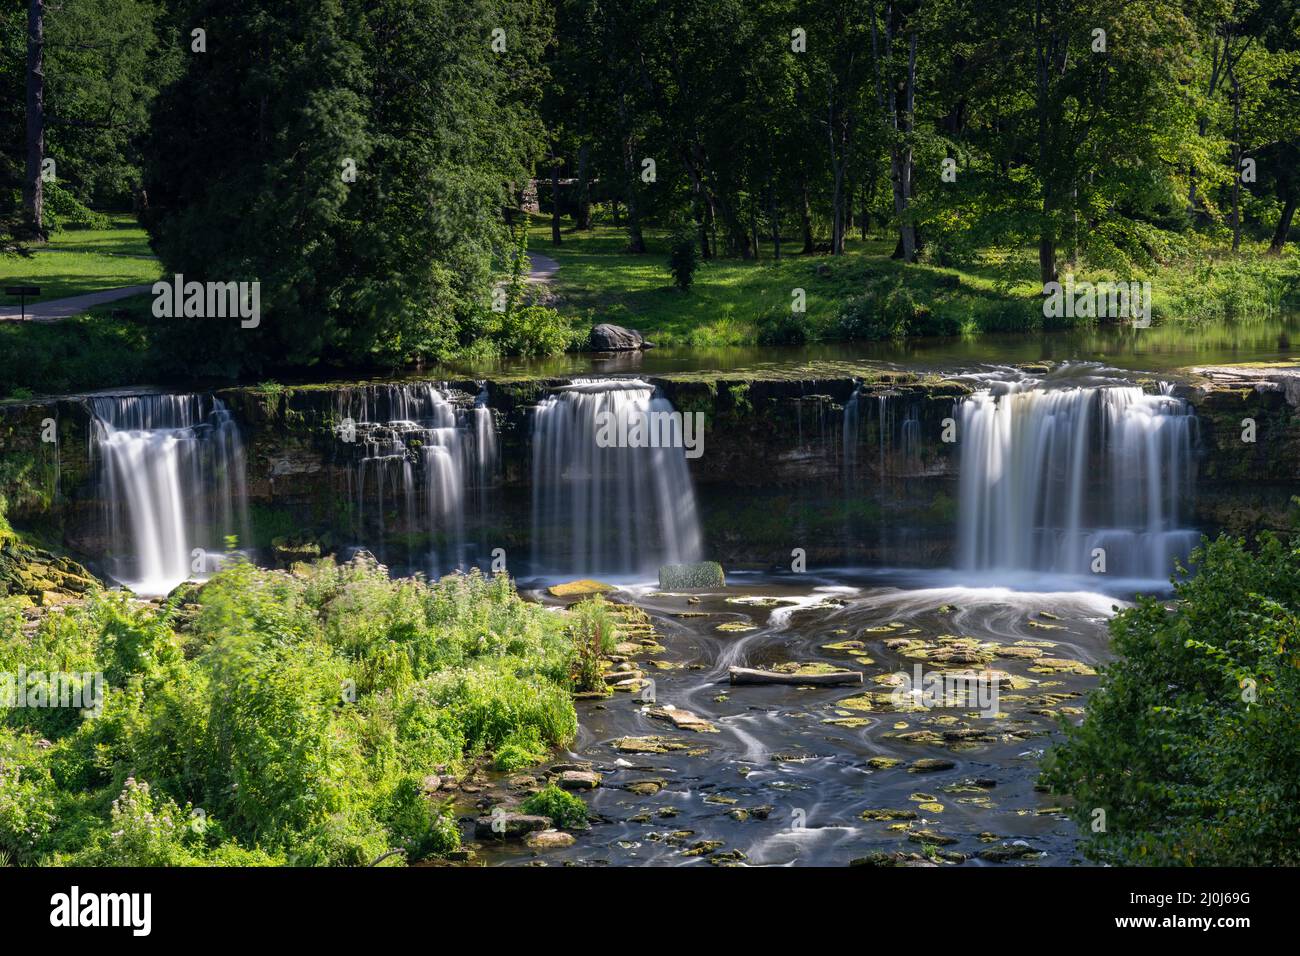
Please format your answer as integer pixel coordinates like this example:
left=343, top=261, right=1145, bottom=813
left=531, top=379, right=702, bottom=574
left=91, top=395, right=249, bottom=596
left=957, top=378, right=1197, bottom=580
left=341, top=383, right=497, bottom=574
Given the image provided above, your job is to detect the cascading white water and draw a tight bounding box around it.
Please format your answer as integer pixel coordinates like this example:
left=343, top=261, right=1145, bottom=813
left=843, top=389, right=922, bottom=482
left=957, top=377, right=1198, bottom=580
left=341, top=383, right=496, bottom=573
left=91, top=394, right=250, bottom=596
left=531, top=379, right=702, bottom=575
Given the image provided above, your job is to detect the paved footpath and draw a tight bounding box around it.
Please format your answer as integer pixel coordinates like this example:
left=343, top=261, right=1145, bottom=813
left=0, top=253, right=559, bottom=322
left=0, top=284, right=153, bottom=322
left=526, top=251, right=560, bottom=282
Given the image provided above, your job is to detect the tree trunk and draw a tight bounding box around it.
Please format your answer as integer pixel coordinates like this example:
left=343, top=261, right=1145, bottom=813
left=897, top=31, right=918, bottom=261
left=23, top=0, right=45, bottom=239
left=769, top=184, right=782, bottom=260
left=1189, top=35, right=1227, bottom=218
left=1034, top=0, right=1057, bottom=286
left=1269, top=194, right=1296, bottom=254
left=829, top=92, right=845, bottom=256
left=799, top=178, right=814, bottom=254
left=1230, top=73, right=1242, bottom=253
left=550, top=156, right=562, bottom=245
left=1038, top=218, right=1057, bottom=286
left=575, top=142, right=592, bottom=230
left=621, top=137, right=645, bottom=253
left=883, top=15, right=917, bottom=263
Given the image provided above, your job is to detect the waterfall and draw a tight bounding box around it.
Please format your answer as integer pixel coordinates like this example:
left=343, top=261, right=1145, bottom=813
left=531, top=379, right=702, bottom=575
left=340, top=383, right=496, bottom=574
left=957, top=380, right=1198, bottom=580
left=90, top=394, right=250, bottom=595
left=843, top=389, right=922, bottom=483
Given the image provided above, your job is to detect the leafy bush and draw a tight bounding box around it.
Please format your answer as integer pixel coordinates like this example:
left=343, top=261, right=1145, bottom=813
left=493, top=726, right=549, bottom=771
left=520, top=784, right=588, bottom=829
left=569, top=596, right=619, bottom=692
left=668, top=232, right=700, bottom=291
left=0, top=559, right=581, bottom=865
left=0, top=732, right=58, bottom=864
left=972, top=297, right=1043, bottom=334
left=63, top=776, right=278, bottom=867
left=756, top=306, right=816, bottom=346
left=10, top=183, right=110, bottom=233
left=835, top=282, right=919, bottom=340
left=1042, top=534, right=1300, bottom=865
left=493, top=305, right=575, bottom=357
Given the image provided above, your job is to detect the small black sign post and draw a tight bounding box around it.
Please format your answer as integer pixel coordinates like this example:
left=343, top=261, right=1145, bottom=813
left=4, top=286, right=40, bottom=320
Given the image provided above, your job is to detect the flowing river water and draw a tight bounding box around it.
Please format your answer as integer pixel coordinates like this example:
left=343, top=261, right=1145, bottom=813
left=465, top=569, right=1126, bottom=866
left=66, top=343, right=1295, bottom=865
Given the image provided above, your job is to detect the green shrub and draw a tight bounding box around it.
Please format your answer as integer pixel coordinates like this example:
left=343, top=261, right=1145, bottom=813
left=0, top=731, right=59, bottom=864
left=973, top=297, right=1043, bottom=334
left=26, top=183, right=111, bottom=232
left=494, top=305, right=575, bottom=357
left=0, top=558, right=580, bottom=866
left=835, top=281, right=921, bottom=340
left=668, top=232, right=700, bottom=291
left=493, top=726, right=549, bottom=771
left=520, top=784, right=588, bottom=829
left=428, top=664, right=577, bottom=759
left=378, top=774, right=459, bottom=861
left=1042, top=534, right=1300, bottom=865
left=757, top=306, right=815, bottom=345
left=569, top=595, right=619, bottom=692
left=62, top=776, right=279, bottom=866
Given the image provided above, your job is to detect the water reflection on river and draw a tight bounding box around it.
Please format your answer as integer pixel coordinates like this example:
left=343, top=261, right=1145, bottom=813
left=431, top=312, right=1300, bottom=380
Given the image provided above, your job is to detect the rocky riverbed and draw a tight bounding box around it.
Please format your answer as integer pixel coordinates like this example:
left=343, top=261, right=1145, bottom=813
left=460, top=569, right=1126, bottom=867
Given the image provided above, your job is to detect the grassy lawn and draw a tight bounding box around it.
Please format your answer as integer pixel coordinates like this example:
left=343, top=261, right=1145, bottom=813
left=0, top=214, right=161, bottom=303
left=528, top=215, right=1300, bottom=346
left=529, top=216, right=1043, bottom=346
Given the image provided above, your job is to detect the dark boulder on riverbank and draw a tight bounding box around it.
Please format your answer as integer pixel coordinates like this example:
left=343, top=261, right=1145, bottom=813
left=589, top=323, right=652, bottom=351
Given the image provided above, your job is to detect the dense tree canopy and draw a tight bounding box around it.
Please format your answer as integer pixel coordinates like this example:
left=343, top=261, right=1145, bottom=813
left=3, top=0, right=1298, bottom=366
left=541, top=0, right=1300, bottom=282
left=141, top=0, right=551, bottom=375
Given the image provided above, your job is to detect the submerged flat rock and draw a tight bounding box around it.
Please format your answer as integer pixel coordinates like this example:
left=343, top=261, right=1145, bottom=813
left=548, top=579, right=616, bottom=597
left=648, top=704, right=719, bottom=733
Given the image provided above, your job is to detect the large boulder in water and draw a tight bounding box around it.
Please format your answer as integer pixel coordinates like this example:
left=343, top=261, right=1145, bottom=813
left=658, top=561, right=725, bottom=590
left=589, top=323, right=652, bottom=351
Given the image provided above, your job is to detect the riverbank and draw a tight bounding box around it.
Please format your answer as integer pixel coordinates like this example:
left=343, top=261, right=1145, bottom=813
left=4, top=211, right=1299, bottom=400
left=529, top=218, right=1300, bottom=348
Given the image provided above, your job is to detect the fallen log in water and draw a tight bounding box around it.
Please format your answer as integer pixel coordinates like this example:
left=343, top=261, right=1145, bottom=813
left=728, top=666, right=862, bottom=687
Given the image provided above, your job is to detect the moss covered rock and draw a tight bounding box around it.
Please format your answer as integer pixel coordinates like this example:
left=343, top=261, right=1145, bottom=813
left=658, top=561, right=725, bottom=589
